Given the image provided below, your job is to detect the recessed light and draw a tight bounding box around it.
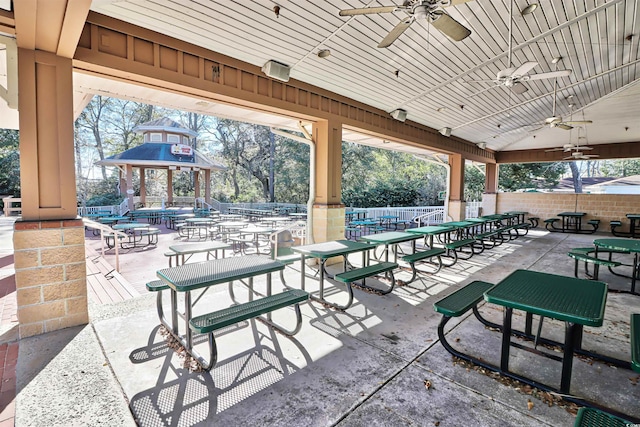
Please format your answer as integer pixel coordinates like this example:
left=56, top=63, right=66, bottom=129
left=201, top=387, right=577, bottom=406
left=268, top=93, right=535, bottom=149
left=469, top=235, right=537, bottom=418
left=317, top=49, right=331, bottom=58
left=436, top=107, right=447, bottom=112
left=521, top=3, right=538, bottom=15
left=195, top=101, right=209, bottom=107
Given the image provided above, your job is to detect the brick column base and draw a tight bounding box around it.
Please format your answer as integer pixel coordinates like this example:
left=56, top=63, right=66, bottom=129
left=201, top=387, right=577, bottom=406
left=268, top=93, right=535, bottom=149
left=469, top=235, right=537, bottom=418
left=448, top=200, right=467, bottom=221
left=13, top=219, right=88, bottom=338
left=481, top=193, right=497, bottom=216
left=312, top=204, right=346, bottom=266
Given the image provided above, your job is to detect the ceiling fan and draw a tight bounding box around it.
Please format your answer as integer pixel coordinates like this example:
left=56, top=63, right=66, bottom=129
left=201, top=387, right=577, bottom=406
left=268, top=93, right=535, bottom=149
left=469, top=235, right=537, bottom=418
left=563, top=150, right=599, bottom=161
left=467, top=0, right=571, bottom=97
left=338, top=0, right=473, bottom=48
left=468, top=62, right=572, bottom=96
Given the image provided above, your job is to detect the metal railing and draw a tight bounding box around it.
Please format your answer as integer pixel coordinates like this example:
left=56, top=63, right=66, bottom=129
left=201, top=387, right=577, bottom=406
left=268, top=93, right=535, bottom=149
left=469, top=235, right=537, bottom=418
left=77, top=205, right=118, bottom=217
left=347, top=206, right=446, bottom=223
left=82, top=218, right=128, bottom=272
left=2, top=197, right=21, bottom=217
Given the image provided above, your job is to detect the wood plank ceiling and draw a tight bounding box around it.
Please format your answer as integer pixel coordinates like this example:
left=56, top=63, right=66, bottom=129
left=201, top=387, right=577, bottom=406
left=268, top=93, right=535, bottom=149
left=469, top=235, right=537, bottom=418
left=88, top=0, right=640, bottom=154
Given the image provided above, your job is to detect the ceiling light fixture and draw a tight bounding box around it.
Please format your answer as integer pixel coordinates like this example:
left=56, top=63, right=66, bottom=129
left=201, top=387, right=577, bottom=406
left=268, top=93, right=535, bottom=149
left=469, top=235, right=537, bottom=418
left=551, top=56, right=562, bottom=64
left=520, top=3, right=538, bottom=15
left=390, top=109, right=407, bottom=122
left=436, top=107, right=447, bottom=112
left=477, top=142, right=487, bottom=149
left=439, top=127, right=452, bottom=137
left=317, top=49, right=331, bottom=58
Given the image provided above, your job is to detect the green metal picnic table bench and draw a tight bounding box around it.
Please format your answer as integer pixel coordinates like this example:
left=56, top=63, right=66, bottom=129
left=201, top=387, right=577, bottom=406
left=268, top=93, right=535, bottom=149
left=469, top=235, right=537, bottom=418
left=333, top=261, right=398, bottom=296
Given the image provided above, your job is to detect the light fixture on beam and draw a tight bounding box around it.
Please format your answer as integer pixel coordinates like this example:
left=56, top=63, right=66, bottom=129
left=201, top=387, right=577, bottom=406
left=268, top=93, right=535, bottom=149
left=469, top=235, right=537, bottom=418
left=390, top=109, right=407, bottom=122
left=520, top=3, right=538, bottom=15
left=439, top=127, right=452, bottom=137
left=168, top=165, right=177, bottom=170
left=180, top=166, right=191, bottom=172
left=477, top=142, right=487, bottom=150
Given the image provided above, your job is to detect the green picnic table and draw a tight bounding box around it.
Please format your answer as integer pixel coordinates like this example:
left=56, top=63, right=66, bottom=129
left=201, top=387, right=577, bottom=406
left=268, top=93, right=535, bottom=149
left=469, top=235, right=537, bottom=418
left=484, top=269, right=607, bottom=394
left=359, top=231, right=421, bottom=262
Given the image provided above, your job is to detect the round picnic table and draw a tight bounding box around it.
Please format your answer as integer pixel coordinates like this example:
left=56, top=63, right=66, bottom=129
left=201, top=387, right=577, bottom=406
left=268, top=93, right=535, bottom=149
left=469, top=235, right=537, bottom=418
left=594, top=238, right=640, bottom=294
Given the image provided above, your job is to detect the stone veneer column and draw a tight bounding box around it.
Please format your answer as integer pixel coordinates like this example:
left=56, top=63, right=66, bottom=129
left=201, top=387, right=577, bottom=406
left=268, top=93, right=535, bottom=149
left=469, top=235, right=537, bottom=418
left=312, top=204, right=345, bottom=243
left=481, top=193, right=497, bottom=216
left=13, top=219, right=88, bottom=338
left=447, top=200, right=467, bottom=221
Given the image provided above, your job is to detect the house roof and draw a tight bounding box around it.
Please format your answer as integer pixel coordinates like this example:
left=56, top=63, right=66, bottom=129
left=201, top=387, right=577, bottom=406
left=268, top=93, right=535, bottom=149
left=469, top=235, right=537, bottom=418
left=96, top=143, right=226, bottom=171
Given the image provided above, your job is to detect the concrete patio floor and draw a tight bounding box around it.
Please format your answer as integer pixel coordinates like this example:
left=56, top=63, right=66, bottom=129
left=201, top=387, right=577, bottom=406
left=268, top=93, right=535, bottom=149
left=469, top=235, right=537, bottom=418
left=13, top=224, right=640, bottom=426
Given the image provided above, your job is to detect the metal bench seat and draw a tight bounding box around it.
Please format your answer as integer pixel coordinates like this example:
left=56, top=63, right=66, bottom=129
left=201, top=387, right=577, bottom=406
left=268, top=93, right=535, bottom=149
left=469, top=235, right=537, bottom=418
left=573, top=407, right=633, bottom=427
left=433, top=280, right=494, bottom=317
left=189, top=289, right=309, bottom=370
left=334, top=261, right=397, bottom=295
left=401, top=248, right=445, bottom=282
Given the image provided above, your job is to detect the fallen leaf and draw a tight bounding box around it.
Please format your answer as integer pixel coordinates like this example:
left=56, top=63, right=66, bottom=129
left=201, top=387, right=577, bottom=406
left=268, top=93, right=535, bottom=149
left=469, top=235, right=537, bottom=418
left=527, top=399, right=534, bottom=411
left=424, top=379, right=433, bottom=390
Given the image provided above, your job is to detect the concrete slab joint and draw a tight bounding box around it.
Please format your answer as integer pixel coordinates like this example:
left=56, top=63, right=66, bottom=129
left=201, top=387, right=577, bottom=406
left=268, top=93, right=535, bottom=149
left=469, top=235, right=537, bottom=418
left=13, top=219, right=88, bottom=338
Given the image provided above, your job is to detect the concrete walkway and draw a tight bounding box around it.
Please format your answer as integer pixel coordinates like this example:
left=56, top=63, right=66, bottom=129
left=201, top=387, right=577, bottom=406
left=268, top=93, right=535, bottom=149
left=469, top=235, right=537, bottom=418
left=12, top=226, right=640, bottom=426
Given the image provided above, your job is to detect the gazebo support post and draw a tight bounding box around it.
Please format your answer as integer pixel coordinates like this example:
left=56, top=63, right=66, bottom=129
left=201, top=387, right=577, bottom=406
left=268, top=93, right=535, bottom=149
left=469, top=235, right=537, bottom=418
left=139, top=167, right=146, bottom=207
left=126, top=164, right=134, bottom=212
left=167, top=169, right=174, bottom=206
left=205, top=169, right=211, bottom=205
left=194, top=170, right=200, bottom=201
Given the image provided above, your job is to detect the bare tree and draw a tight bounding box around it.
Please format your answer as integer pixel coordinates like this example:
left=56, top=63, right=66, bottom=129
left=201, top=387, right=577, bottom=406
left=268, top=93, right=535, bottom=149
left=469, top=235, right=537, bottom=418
left=569, top=162, right=583, bottom=193
left=77, top=96, right=111, bottom=179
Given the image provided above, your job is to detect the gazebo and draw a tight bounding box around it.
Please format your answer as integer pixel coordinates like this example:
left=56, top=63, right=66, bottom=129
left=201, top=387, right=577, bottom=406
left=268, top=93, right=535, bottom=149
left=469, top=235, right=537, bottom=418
left=96, top=117, right=225, bottom=211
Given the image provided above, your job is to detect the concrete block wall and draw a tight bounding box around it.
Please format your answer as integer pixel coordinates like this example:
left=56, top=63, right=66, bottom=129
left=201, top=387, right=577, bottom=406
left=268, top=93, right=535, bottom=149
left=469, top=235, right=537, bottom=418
left=489, top=193, right=640, bottom=232
left=13, top=219, right=88, bottom=338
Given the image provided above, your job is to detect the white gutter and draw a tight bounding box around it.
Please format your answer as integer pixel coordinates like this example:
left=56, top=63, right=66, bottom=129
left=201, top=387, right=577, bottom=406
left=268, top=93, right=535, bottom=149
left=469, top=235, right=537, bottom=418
left=270, top=124, right=316, bottom=244
left=414, top=154, right=452, bottom=222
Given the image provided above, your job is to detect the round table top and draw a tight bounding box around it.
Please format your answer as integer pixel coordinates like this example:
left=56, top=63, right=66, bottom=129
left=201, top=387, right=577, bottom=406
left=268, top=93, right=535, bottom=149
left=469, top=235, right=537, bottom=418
left=594, top=238, right=640, bottom=253
left=113, top=223, right=149, bottom=230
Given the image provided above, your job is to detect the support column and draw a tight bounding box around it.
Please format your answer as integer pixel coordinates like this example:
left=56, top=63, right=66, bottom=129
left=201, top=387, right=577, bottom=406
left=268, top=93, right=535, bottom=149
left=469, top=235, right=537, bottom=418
left=448, top=154, right=466, bottom=221
left=482, top=163, right=498, bottom=215
left=139, top=167, right=146, bottom=206
left=311, top=118, right=344, bottom=244
left=194, top=170, right=200, bottom=200
left=126, top=164, right=134, bottom=212
left=204, top=169, right=211, bottom=205
left=167, top=169, right=174, bottom=205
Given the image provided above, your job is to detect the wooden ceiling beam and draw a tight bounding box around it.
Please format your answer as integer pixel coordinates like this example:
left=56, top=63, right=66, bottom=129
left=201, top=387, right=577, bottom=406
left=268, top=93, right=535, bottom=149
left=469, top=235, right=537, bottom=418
left=495, top=141, right=640, bottom=164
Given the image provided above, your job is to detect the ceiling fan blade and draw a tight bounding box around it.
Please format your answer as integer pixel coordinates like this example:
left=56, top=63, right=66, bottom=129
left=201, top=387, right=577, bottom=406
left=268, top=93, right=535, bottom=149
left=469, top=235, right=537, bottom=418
left=429, top=11, right=471, bottom=41
left=511, top=61, right=538, bottom=77
left=575, top=146, right=594, bottom=150
left=339, top=6, right=399, bottom=16
left=545, top=147, right=566, bottom=152
left=447, top=0, right=474, bottom=5
left=525, top=69, right=572, bottom=81
left=555, top=123, right=573, bottom=130
left=510, top=82, right=528, bottom=94
left=563, top=120, right=593, bottom=125
left=378, top=17, right=413, bottom=48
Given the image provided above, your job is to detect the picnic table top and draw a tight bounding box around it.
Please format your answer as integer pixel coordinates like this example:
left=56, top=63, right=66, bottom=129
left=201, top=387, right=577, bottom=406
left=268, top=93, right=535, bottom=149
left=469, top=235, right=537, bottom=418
left=626, top=214, right=640, bottom=219
left=358, top=231, right=420, bottom=244
left=484, top=269, right=607, bottom=327
left=441, top=221, right=475, bottom=228
left=168, top=241, right=231, bottom=255
left=291, top=239, right=371, bottom=259
left=112, top=223, right=149, bottom=230
left=406, top=225, right=456, bottom=235
left=594, top=238, right=640, bottom=253
left=157, top=254, right=284, bottom=292
left=557, top=212, right=586, bottom=217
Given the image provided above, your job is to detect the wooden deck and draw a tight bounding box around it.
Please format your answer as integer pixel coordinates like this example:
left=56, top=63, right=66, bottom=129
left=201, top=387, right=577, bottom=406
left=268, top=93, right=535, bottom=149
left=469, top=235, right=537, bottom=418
left=85, top=246, right=140, bottom=304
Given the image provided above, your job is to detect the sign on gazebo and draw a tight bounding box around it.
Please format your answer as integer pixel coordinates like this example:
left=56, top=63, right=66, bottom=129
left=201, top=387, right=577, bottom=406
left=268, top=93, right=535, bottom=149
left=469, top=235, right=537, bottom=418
left=170, top=144, right=193, bottom=156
